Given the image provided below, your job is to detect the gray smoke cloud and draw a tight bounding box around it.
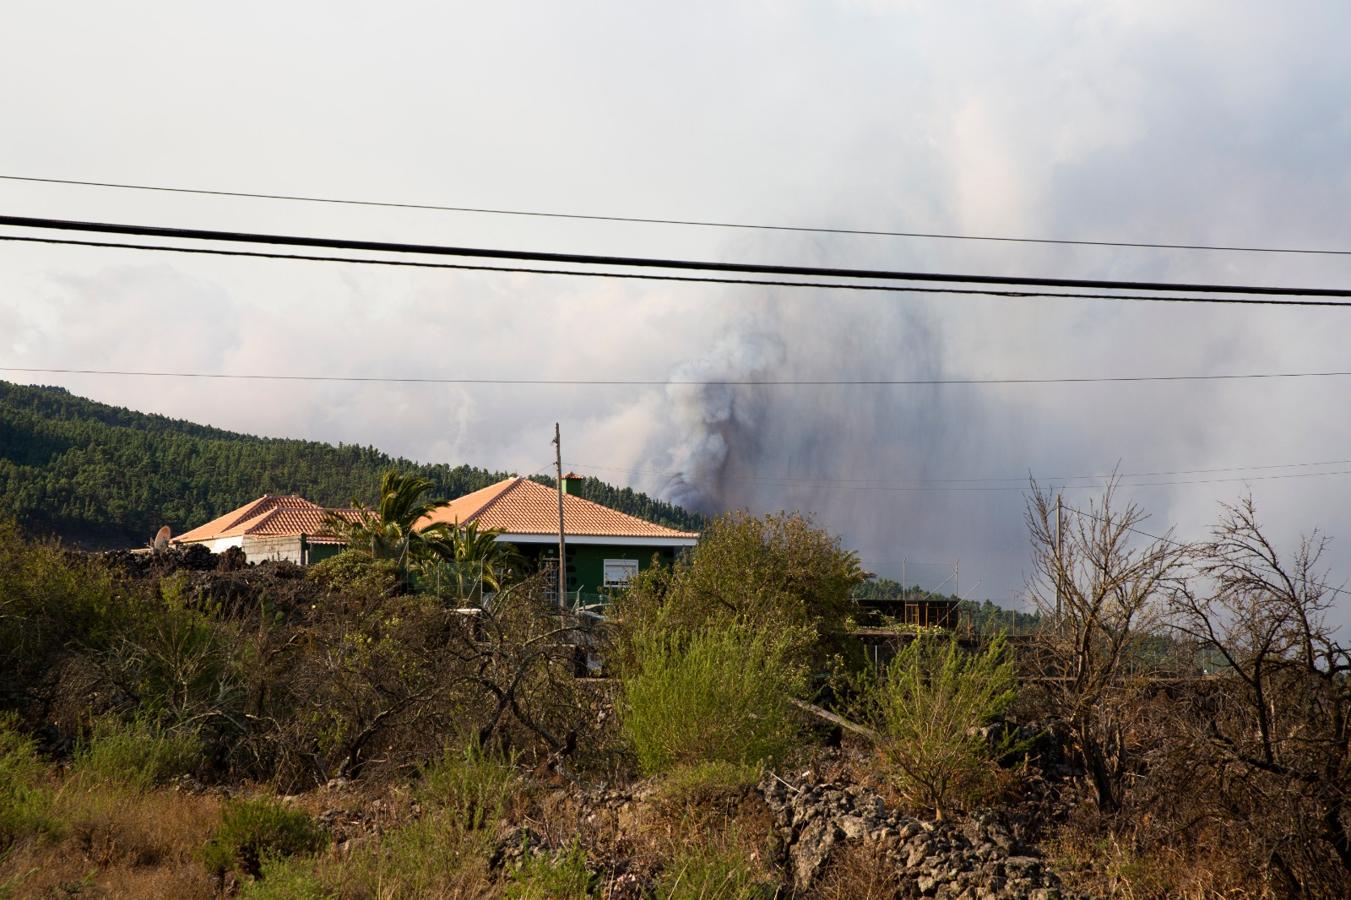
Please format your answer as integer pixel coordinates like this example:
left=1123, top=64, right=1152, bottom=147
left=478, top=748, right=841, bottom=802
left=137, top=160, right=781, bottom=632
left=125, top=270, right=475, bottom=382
left=661, top=331, right=785, bottom=512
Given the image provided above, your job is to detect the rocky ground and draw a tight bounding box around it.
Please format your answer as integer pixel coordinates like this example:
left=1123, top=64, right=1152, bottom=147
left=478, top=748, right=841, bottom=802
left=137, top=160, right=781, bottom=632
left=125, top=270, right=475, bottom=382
left=758, top=772, right=1061, bottom=898
left=449, top=765, right=1066, bottom=898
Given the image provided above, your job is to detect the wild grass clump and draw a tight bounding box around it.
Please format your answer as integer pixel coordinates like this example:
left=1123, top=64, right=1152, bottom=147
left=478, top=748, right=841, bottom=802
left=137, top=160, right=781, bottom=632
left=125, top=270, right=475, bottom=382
left=241, top=854, right=331, bottom=899
left=296, top=740, right=520, bottom=896
left=652, top=760, right=762, bottom=815
left=622, top=622, right=803, bottom=775
left=323, top=814, right=493, bottom=897
left=654, top=842, right=771, bottom=899
left=861, top=633, right=1019, bottom=818
left=202, top=799, right=327, bottom=880
left=72, top=716, right=202, bottom=791
left=0, top=715, right=58, bottom=848
left=418, top=739, right=519, bottom=832
left=506, top=841, right=596, bottom=899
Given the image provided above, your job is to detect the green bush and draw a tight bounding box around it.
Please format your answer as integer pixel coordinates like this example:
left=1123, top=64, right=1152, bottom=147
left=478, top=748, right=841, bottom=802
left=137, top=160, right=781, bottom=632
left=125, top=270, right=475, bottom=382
left=0, top=520, right=131, bottom=709
left=864, top=633, right=1020, bottom=818
left=418, top=740, right=518, bottom=832
left=0, top=715, right=57, bottom=848
left=72, top=716, right=202, bottom=791
left=306, top=550, right=400, bottom=596
left=616, top=511, right=865, bottom=670
left=203, top=799, right=327, bottom=880
left=622, top=622, right=803, bottom=775
left=507, top=841, right=596, bottom=899
left=655, top=843, right=769, bottom=899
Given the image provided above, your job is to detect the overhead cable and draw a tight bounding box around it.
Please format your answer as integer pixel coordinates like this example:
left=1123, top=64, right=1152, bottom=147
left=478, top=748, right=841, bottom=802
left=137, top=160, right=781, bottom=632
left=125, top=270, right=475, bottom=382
left=562, top=457, right=1351, bottom=487
left=3, top=215, right=1351, bottom=300
left=561, top=460, right=1351, bottom=494
left=6, top=364, right=1351, bottom=388
left=9, top=233, right=1351, bottom=308
left=4, top=172, right=1350, bottom=257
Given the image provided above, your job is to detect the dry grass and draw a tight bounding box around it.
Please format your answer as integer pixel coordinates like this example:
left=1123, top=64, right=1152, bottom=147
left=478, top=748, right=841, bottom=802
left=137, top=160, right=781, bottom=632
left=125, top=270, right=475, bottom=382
left=1046, top=806, right=1273, bottom=900
left=815, top=841, right=905, bottom=900
left=0, top=782, right=222, bottom=899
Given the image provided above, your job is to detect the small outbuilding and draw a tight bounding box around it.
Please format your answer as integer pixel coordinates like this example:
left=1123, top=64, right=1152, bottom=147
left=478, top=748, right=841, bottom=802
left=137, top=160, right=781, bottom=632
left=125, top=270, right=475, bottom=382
left=172, top=494, right=359, bottom=565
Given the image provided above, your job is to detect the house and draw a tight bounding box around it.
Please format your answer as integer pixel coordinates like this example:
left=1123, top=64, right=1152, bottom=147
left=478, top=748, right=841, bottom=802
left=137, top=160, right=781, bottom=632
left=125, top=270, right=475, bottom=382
left=418, top=474, right=699, bottom=605
left=172, top=494, right=359, bottom=565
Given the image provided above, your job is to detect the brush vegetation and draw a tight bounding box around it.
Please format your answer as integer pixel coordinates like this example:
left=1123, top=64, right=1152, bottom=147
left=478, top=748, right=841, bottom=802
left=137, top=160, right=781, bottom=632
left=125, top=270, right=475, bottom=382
left=1, top=486, right=1350, bottom=897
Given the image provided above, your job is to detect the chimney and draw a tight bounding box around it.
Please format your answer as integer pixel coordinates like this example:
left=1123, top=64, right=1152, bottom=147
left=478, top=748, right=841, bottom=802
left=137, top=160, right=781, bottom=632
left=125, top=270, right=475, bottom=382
left=560, top=472, right=585, bottom=495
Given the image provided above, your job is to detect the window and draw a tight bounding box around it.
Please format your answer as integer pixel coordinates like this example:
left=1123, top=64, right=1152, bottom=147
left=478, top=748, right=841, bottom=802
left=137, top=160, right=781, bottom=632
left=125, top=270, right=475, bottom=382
left=603, top=558, right=639, bottom=588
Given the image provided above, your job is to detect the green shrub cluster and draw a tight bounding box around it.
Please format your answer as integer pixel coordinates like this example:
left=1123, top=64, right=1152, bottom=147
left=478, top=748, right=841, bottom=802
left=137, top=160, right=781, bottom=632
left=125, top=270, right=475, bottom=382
left=72, top=716, right=202, bottom=791
left=202, top=799, right=327, bottom=880
left=617, top=511, right=865, bottom=670
left=859, top=633, right=1020, bottom=818
left=622, top=622, right=803, bottom=775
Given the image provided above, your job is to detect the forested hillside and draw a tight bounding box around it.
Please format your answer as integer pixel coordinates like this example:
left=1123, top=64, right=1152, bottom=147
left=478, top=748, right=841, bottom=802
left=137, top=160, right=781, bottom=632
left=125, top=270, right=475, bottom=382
left=0, top=381, right=703, bottom=546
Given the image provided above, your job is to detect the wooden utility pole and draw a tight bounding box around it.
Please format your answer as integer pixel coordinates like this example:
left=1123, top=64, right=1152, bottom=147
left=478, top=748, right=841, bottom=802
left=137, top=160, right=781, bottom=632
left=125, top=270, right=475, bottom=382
left=553, top=423, right=567, bottom=609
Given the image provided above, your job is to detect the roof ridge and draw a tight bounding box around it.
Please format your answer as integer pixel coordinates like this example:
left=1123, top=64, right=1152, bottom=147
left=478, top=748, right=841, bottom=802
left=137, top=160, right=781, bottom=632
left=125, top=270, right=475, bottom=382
left=240, top=507, right=284, bottom=534
left=522, top=478, right=697, bottom=538
left=217, top=496, right=276, bottom=532
left=463, top=476, right=526, bottom=525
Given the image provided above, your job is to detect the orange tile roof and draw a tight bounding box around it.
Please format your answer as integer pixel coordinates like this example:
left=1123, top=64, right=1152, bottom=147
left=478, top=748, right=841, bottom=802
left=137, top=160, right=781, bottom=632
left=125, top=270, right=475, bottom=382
left=418, top=477, right=699, bottom=540
left=175, top=495, right=361, bottom=545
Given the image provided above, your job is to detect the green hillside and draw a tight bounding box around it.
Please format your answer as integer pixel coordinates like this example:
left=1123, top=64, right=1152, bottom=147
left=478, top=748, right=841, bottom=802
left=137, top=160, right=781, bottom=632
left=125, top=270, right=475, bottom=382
left=0, top=381, right=703, bottom=547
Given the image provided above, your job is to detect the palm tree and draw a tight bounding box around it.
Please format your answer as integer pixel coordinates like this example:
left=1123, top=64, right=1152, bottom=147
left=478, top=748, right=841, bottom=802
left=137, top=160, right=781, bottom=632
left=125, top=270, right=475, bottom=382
left=326, top=469, right=451, bottom=576
left=425, top=520, right=523, bottom=603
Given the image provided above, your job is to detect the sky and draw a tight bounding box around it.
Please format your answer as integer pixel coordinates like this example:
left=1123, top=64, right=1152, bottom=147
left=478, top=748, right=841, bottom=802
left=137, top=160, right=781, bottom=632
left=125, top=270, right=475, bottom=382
left=4, top=1, right=1351, bottom=611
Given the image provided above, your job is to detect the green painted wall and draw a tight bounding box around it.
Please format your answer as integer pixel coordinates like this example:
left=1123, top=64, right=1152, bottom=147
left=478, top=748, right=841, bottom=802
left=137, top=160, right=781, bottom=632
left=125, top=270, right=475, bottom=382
left=526, top=543, right=680, bottom=598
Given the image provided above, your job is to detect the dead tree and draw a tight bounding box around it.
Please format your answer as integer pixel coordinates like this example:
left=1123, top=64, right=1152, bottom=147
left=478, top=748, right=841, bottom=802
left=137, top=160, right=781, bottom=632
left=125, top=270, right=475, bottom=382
left=1172, top=496, right=1351, bottom=894
left=1026, top=478, right=1189, bottom=811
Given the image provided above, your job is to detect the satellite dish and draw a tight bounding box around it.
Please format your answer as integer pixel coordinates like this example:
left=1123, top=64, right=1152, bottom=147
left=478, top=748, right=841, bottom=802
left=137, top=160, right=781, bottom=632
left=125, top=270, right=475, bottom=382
left=153, top=525, right=171, bottom=552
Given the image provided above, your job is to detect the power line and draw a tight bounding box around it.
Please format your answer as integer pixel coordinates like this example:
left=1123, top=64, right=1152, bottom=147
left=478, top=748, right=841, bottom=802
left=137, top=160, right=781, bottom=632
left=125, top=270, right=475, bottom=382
left=564, top=457, right=1351, bottom=487
left=4, top=172, right=1350, bottom=258
left=564, top=460, right=1351, bottom=494
left=6, top=364, right=1351, bottom=388
left=11, top=233, right=1351, bottom=308
left=3, top=214, right=1351, bottom=300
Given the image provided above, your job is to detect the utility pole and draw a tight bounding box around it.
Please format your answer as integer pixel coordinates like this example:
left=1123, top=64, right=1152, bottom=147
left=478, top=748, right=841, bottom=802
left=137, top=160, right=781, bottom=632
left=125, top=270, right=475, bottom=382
left=901, top=557, right=907, bottom=606
left=553, top=423, right=567, bottom=609
left=1055, top=492, right=1064, bottom=623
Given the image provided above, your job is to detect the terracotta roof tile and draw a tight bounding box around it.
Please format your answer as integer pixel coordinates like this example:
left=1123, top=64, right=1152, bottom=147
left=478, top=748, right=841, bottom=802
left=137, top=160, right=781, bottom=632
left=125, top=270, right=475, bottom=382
left=418, top=477, right=698, bottom=540
left=175, top=495, right=360, bottom=544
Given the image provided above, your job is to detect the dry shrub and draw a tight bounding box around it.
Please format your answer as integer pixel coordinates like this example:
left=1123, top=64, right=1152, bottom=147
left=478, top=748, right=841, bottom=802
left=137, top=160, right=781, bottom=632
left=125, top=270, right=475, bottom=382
left=1047, top=801, right=1270, bottom=900
left=816, top=841, right=905, bottom=900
